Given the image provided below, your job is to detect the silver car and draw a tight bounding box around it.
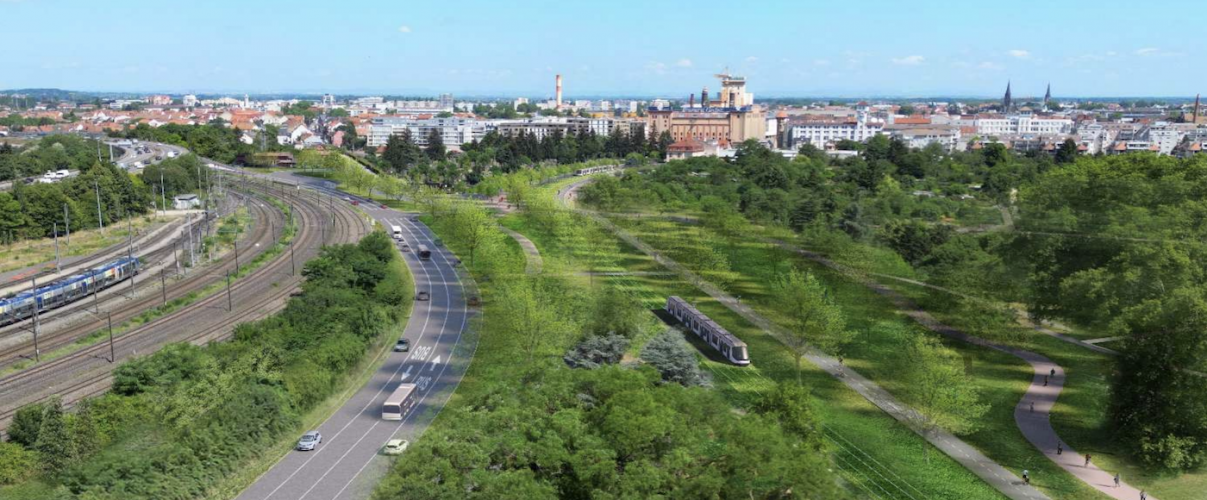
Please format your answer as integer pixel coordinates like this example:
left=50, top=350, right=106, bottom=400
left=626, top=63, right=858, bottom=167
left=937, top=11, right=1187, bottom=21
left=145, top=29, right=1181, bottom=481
left=297, top=431, right=322, bottom=451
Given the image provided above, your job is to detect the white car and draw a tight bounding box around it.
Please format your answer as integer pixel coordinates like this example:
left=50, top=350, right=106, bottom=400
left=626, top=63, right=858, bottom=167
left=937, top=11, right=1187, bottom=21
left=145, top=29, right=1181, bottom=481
left=382, top=439, right=409, bottom=455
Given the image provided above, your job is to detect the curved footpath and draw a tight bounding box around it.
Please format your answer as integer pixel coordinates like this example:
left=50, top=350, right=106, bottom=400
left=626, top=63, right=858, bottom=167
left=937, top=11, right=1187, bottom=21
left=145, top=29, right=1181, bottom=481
left=497, top=225, right=542, bottom=274
left=558, top=178, right=1049, bottom=500
left=234, top=171, right=476, bottom=500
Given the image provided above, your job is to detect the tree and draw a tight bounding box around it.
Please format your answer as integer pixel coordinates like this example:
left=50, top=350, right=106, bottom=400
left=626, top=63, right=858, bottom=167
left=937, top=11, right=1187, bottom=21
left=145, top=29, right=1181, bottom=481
left=425, top=128, right=446, bottom=161
left=71, top=400, right=100, bottom=461
left=771, top=268, right=847, bottom=383
left=898, top=104, right=917, bottom=116
left=34, top=398, right=73, bottom=472
left=893, top=326, right=989, bottom=462
left=640, top=329, right=710, bottom=387
left=1055, top=138, right=1079, bottom=164
left=7, top=403, right=45, bottom=448
left=451, top=202, right=498, bottom=265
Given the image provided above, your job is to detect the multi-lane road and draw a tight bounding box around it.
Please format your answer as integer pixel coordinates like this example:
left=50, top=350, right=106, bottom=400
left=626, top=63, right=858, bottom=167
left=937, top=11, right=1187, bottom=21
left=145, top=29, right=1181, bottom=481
left=234, top=172, right=474, bottom=500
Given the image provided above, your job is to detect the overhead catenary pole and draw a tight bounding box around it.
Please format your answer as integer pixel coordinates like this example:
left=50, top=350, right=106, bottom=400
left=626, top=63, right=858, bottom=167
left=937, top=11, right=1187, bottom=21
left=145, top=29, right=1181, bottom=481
left=225, top=271, right=233, bottom=312
left=107, top=312, right=115, bottom=363
left=160, top=269, right=167, bottom=307
left=160, top=170, right=167, bottom=218
left=63, top=203, right=70, bottom=246
left=52, top=222, right=61, bottom=273
left=94, top=178, right=104, bottom=234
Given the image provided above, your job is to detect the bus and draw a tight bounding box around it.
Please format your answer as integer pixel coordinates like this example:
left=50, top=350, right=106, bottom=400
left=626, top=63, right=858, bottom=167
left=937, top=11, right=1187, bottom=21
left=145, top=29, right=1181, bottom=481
left=382, top=383, right=418, bottom=420
left=390, top=224, right=403, bottom=240
left=417, top=245, right=431, bottom=260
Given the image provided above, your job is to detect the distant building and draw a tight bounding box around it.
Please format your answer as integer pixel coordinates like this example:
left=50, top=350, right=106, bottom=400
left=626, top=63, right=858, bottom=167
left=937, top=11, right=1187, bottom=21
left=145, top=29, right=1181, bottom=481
left=367, top=116, right=485, bottom=149
left=646, top=72, right=766, bottom=146
left=183, top=95, right=198, bottom=107
left=148, top=95, right=172, bottom=106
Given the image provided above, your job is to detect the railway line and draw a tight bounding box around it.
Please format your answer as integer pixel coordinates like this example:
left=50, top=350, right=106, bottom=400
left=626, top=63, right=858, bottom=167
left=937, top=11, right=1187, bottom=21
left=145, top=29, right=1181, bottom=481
left=0, top=174, right=370, bottom=430
left=0, top=190, right=274, bottom=369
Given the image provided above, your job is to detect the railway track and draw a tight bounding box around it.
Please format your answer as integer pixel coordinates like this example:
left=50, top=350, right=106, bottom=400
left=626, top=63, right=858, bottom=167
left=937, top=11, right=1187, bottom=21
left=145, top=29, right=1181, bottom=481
left=0, top=190, right=279, bottom=369
left=0, top=175, right=370, bottom=429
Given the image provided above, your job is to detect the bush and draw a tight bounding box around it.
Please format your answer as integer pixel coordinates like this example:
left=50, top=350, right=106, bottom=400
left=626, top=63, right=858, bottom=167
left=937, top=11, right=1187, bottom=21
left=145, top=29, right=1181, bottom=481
left=640, top=329, right=710, bottom=387
left=563, top=333, right=629, bottom=369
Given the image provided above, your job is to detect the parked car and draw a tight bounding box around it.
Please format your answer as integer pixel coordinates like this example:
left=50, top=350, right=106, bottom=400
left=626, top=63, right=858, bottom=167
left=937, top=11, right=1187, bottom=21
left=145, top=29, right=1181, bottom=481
left=382, top=439, right=409, bottom=455
left=297, top=431, right=322, bottom=451
left=394, top=338, right=410, bottom=352
left=415, top=291, right=430, bottom=301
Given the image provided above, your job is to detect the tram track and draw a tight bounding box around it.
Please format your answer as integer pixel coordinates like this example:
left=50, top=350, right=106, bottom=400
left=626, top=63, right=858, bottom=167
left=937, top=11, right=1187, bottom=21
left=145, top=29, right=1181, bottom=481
left=0, top=175, right=370, bottom=429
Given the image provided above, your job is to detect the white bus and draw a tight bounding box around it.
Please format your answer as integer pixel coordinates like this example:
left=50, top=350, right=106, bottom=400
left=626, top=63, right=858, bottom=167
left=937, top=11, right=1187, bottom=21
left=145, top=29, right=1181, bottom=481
left=382, top=383, right=417, bottom=420
left=390, top=224, right=403, bottom=240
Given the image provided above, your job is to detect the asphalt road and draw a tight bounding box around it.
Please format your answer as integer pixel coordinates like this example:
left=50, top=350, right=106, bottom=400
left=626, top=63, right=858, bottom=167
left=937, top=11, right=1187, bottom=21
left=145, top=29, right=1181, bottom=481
left=237, top=173, right=473, bottom=500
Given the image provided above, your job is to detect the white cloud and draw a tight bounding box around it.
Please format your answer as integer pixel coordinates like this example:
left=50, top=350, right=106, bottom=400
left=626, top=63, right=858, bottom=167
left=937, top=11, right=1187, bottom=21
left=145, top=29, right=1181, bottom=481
left=1134, top=47, right=1159, bottom=55
left=397, top=25, right=412, bottom=33
left=645, top=61, right=668, bottom=74
left=813, top=59, right=831, bottom=66
left=978, top=61, right=1004, bottom=70
left=675, top=58, right=693, bottom=68
left=745, top=56, right=758, bottom=63
left=1007, top=49, right=1030, bottom=59
left=891, top=55, right=925, bottom=66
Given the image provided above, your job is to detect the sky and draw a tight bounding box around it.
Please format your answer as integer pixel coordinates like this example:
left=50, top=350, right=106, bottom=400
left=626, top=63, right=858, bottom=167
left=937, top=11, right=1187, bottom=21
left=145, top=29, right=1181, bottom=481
left=1, top=0, right=1201, bottom=98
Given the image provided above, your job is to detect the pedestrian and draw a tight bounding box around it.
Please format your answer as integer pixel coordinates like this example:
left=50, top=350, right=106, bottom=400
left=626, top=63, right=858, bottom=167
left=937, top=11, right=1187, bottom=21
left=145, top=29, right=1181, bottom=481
left=1114, top=473, right=1121, bottom=488
left=1044, top=375, right=1049, bottom=386
left=1085, top=453, right=1092, bottom=467
left=1022, top=469, right=1030, bottom=486
left=1140, top=490, right=1147, bottom=500
left=1050, top=368, right=1056, bottom=378
left=1030, top=401, right=1035, bottom=413
left=1057, top=442, right=1063, bottom=455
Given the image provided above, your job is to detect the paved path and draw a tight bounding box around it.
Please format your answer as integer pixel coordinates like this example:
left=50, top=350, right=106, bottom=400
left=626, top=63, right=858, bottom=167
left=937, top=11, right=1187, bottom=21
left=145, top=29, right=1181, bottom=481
left=557, top=178, right=1049, bottom=500
left=498, top=226, right=542, bottom=274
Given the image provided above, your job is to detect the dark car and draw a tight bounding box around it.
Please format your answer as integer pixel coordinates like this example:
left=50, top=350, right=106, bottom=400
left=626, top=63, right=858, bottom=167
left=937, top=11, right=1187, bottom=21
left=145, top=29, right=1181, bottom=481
left=415, top=291, right=430, bottom=301
left=394, top=338, right=410, bottom=352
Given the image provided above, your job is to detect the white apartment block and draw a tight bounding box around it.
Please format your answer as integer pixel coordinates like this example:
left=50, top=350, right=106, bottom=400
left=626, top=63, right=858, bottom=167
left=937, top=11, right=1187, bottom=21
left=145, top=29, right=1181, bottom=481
left=788, top=119, right=884, bottom=149
left=367, top=116, right=484, bottom=148
left=889, top=127, right=961, bottom=151
left=974, top=116, right=1073, bottom=137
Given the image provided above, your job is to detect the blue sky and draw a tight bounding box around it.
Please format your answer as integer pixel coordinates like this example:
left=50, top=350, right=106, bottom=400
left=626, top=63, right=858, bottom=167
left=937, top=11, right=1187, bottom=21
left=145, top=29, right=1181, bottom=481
left=1, top=0, right=1200, bottom=98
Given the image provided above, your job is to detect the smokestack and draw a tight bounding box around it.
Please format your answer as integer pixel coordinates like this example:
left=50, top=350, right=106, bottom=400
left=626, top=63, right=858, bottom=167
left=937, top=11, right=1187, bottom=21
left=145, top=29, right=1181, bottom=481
left=701, top=87, right=709, bottom=108
left=1195, top=94, right=1201, bottom=123
left=556, top=74, right=563, bottom=109
left=689, top=93, right=695, bottom=107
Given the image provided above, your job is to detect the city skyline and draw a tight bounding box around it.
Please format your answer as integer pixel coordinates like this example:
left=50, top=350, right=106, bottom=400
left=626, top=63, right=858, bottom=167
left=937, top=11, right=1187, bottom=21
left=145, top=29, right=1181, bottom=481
left=2, top=0, right=1204, bottom=97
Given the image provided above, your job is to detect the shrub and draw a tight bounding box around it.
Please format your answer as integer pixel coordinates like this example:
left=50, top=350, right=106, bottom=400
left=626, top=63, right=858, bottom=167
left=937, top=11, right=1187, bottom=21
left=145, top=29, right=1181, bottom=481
left=640, top=329, right=710, bottom=387
left=563, top=333, right=629, bottom=369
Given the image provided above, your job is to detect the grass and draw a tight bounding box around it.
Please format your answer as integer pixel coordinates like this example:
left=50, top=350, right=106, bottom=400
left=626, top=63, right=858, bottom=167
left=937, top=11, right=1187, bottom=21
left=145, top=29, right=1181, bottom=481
left=489, top=205, right=1008, bottom=499
left=0, top=213, right=167, bottom=275
left=609, top=215, right=1113, bottom=499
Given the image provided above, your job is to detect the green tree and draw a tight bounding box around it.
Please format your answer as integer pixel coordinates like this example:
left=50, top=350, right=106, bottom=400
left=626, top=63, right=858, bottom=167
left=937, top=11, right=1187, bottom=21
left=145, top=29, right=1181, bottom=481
left=7, top=402, right=45, bottom=448
left=425, top=128, right=446, bottom=161
left=34, top=398, right=73, bottom=472
left=640, top=329, right=710, bottom=386
left=771, top=268, right=848, bottom=383
left=1055, top=138, right=1079, bottom=164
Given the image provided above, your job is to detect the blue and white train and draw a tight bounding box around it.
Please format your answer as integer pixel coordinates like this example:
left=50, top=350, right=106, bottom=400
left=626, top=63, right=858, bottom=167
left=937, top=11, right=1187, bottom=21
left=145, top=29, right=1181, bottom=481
left=0, top=256, right=140, bottom=327
left=666, top=296, right=749, bottom=365
left=574, top=165, right=620, bottom=176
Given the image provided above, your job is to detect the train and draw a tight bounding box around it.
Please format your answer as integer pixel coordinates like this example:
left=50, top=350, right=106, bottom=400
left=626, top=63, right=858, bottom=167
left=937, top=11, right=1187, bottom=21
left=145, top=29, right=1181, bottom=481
left=0, top=256, right=141, bottom=327
left=574, top=165, right=620, bottom=176
left=666, top=296, right=749, bottom=365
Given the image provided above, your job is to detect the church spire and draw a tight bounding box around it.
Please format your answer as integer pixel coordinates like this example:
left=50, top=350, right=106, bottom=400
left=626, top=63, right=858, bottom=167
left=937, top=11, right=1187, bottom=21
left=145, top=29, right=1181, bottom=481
left=1002, top=81, right=1013, bottom=111
left=1044, top=83, right=1051, bottom=108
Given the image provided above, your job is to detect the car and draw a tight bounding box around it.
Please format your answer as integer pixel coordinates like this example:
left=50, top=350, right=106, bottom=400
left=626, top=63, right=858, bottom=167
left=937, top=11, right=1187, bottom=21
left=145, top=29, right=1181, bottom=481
left=394, top=338, right=410, bottom=352
left=415, top=291, right=430, bottom=301
left=297, top=431, right=322, bottom=451
left=382, top=439, right=409, bottom=455
left=467, top=296, right=481, bottom=307
left=400, top=243, right=411, bottom=252
left=380, top=204, right=388, bottom=209
left=352, top=200, right=360, bottom=206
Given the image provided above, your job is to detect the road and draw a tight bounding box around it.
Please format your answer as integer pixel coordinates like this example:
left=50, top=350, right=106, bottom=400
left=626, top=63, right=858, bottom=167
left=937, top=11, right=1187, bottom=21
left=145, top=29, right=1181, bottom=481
left=235, top=172, right=474, bottom=500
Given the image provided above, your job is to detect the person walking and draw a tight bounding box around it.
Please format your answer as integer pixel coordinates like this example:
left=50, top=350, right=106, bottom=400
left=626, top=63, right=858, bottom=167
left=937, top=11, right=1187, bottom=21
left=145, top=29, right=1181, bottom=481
left=1030, top=401, right=1035, bottom=413
left=1022, top=470, right=1030, bottom=486
left=1140, top=490, right=1147, bottom=500
left=1056, top=442, right=1063, bottom=455
left=1044, top=375, right=1049, bottom=386
left=1085, top=453, right=1092, bottom=467
left=1050, top=367, right=1056, bottom=378
left=1114, top=473, right=1121, bottom=488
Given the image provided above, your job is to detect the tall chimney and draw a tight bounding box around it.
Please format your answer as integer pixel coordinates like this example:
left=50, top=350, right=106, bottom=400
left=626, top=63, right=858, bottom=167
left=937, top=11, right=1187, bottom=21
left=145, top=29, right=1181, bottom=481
left=701, top=87, right=709, bottom=108
left=1195, top=93, right=1201, bottom=123
left=689, top=93, right=695, bottom=107
left=556, top=74, right=563, bottom=109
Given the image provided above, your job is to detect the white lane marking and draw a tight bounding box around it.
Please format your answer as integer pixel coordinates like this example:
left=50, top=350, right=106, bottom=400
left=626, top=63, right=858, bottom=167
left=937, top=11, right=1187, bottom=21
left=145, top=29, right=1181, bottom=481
left=427, top=355, right=442, bottom=372
left=257, top=216, right=440, bottom=500
left=399, top=366, right=413, bottom=382
left=300, top=216, right=462, bottom=500
left=328, top=216, right=470, bottom=500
